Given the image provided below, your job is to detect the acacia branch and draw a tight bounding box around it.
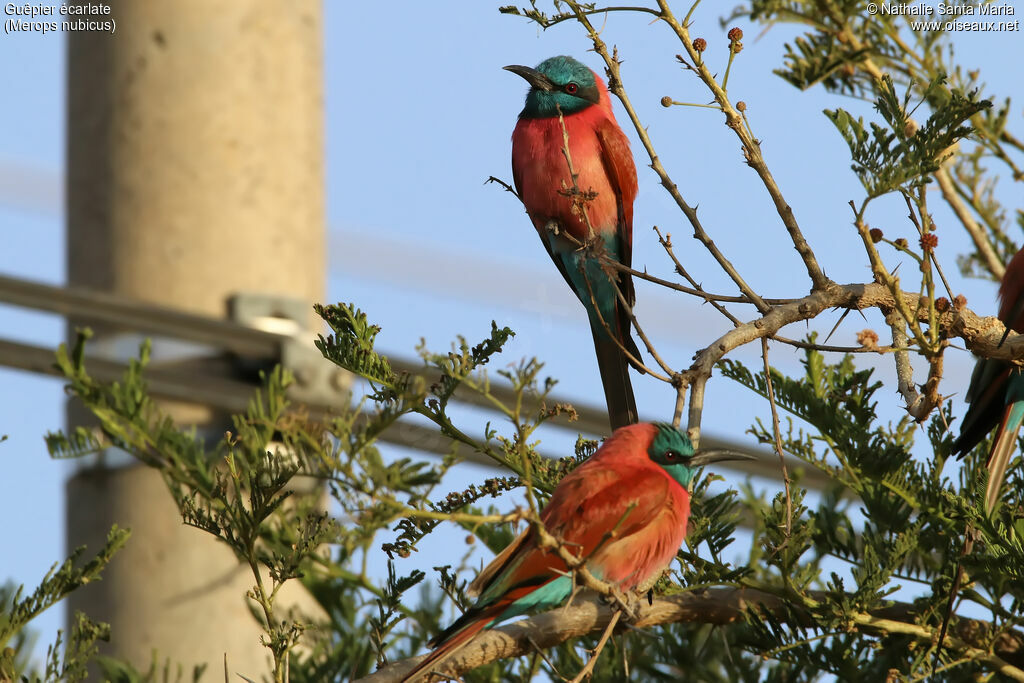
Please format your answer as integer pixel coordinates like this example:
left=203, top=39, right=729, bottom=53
left=935, top=166, right=1006, bottom=280
left=654, top=226, right=742, bottom=326
left=562, top=1, right=773, bottom=314
left=679, top=280, right=1022, bottom=433
left=507, top=4, right=660, bottom=28
left=605, top=258, right=799, bottom=306
left=655, top=0, right=829, bottom=292
left=885, top=307, right=924, bottom=414
left=356, top=588, right=1024, bottom=682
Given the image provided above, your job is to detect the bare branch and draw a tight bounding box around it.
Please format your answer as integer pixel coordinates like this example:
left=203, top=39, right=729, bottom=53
left=680, top=280, right=1021, bottom=433
left=655, top=1, right=829, bottom=292
left=563, top=2, right=773, bottom=314
left=885, top=308, right=923, bottom=415
left=655, top=227, right=742, bottom=326
left=605, top=258, right=801, bottom=306
left=568, top=609, right=621, bottom=683
left=935, top=166, right=1005, bottom=280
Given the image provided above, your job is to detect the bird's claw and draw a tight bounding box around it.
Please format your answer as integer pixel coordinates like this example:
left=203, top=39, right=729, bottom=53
left=602, top=587, right=641, bottom=622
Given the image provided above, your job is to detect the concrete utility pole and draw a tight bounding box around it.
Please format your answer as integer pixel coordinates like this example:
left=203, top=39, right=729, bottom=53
left=65, top=0, right=325, bottom=673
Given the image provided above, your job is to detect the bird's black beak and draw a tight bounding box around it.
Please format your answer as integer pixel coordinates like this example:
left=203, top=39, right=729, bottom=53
left=689, top=449, right=757, bottom=469
left=504, top=64, right=556, bottom=92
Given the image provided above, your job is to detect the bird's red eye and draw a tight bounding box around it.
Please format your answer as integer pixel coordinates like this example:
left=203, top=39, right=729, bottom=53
left=565, top=82, right=579, bottom=95
left=665, top=450, right=680, bottom=461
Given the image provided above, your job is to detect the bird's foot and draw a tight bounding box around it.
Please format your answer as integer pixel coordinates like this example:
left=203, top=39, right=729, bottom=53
left=602, top=587, right=642, bottom=622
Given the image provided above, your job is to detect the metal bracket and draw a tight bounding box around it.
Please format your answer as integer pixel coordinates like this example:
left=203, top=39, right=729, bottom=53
left=229, top=292, right=351, bottom=408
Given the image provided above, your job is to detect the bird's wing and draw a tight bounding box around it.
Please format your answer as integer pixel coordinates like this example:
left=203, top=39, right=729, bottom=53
left=470, top=464, right=675, bottom=605
left=594, top=117, right=638, bottom=283
left=466, top=529, right=528, bottom=598
left=957, top=248, right=1024, bottom=455
left=544, top=463, right=681, bottom=585
left=985, top=398, right=1024, bottom=511
left=594, top=116, right=644, bottom=372
left=998, top=248, right=1024, bottom=332
left=954, top=358, right=1011, bottom=457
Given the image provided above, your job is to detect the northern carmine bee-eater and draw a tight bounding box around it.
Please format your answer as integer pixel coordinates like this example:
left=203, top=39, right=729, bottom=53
left=400, top=422, right=749, bottom=682
left=953, top=247, right=1024, bottom=511
left=505, top=56, right=642, bottom=431
left=935, top=249, right=1024, bottom=657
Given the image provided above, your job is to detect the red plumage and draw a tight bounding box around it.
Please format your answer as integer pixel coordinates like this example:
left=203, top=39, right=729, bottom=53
left=510, top=72, right=637, bottom=257
left=509, top=64, right=642, bottom=430
left=400, top=423, right=691, bottom=682
left=954, top=247, right=1024, bottom=461
left=531, top=423, right=690, bottom=586
left=998, top=247, right=1024, bottom=327
left=938, top=250, right=1024, bottom=648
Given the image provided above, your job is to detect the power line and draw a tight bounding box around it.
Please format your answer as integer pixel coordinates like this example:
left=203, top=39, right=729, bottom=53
left=0, top=272, right=821, bottom=487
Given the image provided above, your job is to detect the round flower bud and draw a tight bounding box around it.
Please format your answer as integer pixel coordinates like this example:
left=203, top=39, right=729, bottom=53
left=857, top=329, right=880, bottom=349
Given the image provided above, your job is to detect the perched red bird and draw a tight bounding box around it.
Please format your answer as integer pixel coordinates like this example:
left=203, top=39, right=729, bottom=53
left=505, top=56, right=642, bottom=430
left=953, top=247, right=1024, bottom=511
left=936, top=248, right=1024, bottom=656
left=400, top=422, right=747, bottom=682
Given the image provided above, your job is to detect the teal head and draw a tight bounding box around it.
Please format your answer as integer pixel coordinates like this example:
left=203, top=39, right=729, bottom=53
left=504, top=56, right=601, bottom=119
left=647, top=422, right=753, bottom=489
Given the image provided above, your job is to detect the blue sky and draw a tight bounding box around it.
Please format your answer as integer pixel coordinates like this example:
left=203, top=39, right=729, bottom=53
left=2, top=0, right=1023, bottom=666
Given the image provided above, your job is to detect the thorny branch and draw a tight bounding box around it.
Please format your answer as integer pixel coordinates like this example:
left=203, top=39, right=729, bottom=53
left=653, top=0, right=829, bottom=292
left=495, top=1, right=995, bottom=440
left=848, top=197, right=952, bottom=420
left=654, top=227, right=742, bottom=327
left=565, top=3, right=775, bottom=316
left=445, top=1, right=1024, bottom=680
left=674, top=278, right=1020, bottom=433
left=358, top=588, right=1024, bottom=683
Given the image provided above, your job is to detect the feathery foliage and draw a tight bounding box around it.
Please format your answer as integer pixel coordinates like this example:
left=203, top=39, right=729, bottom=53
left=827, top=75, right=989, bottom=198
left=6, top=0, right=1024, bottom=681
